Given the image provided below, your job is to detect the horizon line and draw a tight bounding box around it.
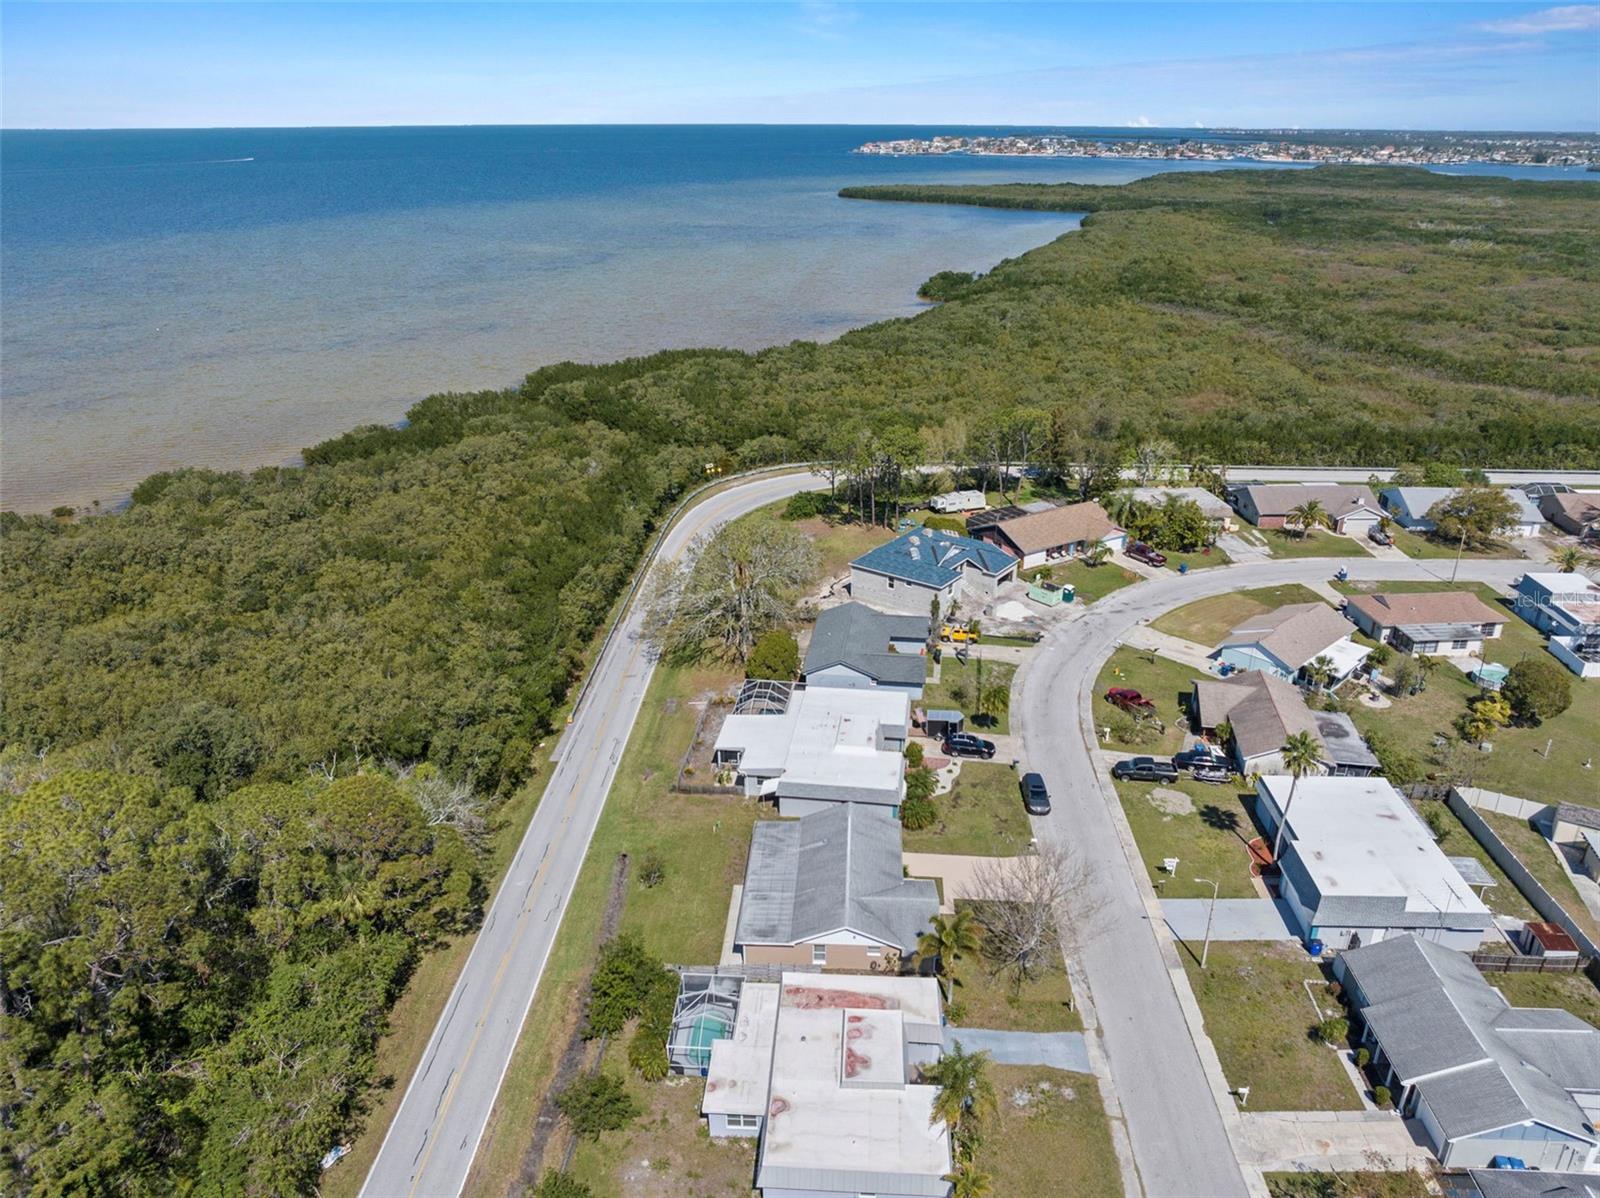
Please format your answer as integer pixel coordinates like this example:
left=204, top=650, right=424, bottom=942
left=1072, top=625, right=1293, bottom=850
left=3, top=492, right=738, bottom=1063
left=5, top=121, right=1599, bottom=135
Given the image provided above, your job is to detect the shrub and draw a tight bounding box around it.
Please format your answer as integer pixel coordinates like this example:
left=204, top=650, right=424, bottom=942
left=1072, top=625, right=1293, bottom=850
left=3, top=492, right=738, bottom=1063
left=922, top=514, right=971, bottom=534
left=586, top=935, right=672, bottom=1038
left=904, top=765, right=937, bottom=803
left=1356, top=1047, right=1371, bottom=1068
left=1503, top=658, right=1572, bottom=724
left=1420, top=804, right=1451, bottom=843
left=627, top=1029, right=670, bottom=1081
left=637, top=848, right=665, bottom=889
left=746, top=630, right=799, bottom=680
left=533, top=1171, right=593, bottom=1198
left=1365, top=643, right=1391, bottom=669
left=904, top=740, right=925, bottom=768
left=782, top=490, right=833, bottom=521
left=1314, top=1016, right=1349, bottom=1045
left=918, top=269, right=978, bottom=301
left=556, top=1073, right=639, bottom=1140
left=1363, top=729, right=1421, bottom=787
left=1373, top=1084, right=1392, bottom=1109
left=944, top=1000, right=968, bottom=1023
left=900, top=796, right=937, bottom=831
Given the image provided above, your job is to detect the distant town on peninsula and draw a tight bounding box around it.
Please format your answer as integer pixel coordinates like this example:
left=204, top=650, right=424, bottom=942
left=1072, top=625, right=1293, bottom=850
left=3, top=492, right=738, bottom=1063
left=854, top=129, right=1600, bottom=168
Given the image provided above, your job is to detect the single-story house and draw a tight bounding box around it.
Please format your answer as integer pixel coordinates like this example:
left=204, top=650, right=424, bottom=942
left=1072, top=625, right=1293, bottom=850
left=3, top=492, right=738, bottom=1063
left=1345, top=590, right=1509, bottom=657
left=802, top=603, right=929, bottom=699
left=701, top=972, right=952, bottom=1196
left=1192, top=672, right=1378, bottom=776
left=1465, top=1170, right=1600, bottom=1198
left=1512, top=572, right=1600, bottom=678
left=1548, top=802, right=1600, bottom=851
left=1211, top=602, right=1371, bottom=684
left=1231, top=483, right=1385, bottom=535
left=1335, top=934, right=1600, bottom=1173
left=713, top=687, right=909, bottom=818
left=976, top=500, right=1126, bottom=570
left=1541, top=492, right=1600, bottom=539
left=733, top=803, right=939, bottom=971
left=1129, top=485, right=1237, bottom=532
left=1380, top=486, right=1547, bottom=539
left=850, top=528, right=1019, bottom=618
left=1255, top=775, right=1494, bottom=950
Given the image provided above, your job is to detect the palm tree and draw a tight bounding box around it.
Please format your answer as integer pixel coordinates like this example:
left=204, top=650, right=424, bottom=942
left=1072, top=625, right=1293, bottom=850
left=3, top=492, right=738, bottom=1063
left=916, top=908, right=981, bottom=999
left=1102, top=489, right=1143, bottom=527
left=1083, top=542, right=1112, bottom=567
left=1285, top=500, right=1331, bottom=540
left=1301, top=655, right=1336, bottom=692
left=945, top=1158, right=996, bottom=1198
left=1554, top=545, right=1595, bottom=574
left=1269, top=731, right=1324, bottom=865
left=926, top=1042, right=998, bottom=1134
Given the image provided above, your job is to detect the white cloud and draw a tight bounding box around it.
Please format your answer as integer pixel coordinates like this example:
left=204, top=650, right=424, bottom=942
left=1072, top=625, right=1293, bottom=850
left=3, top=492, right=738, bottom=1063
left=1130, top=114, right=1154, bottom=127
left=1475, top=4, right=1600, bottom=34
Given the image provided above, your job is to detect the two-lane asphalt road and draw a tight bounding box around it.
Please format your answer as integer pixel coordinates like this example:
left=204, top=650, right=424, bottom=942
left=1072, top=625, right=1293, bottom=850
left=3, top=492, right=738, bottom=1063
left=361, top=470, right=824, bottom=1198
left=1018, top=556, right=1529, bottom=1198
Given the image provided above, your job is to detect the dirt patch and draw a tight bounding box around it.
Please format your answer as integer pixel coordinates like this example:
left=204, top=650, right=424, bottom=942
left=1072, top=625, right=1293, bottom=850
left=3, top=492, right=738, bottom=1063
left=516, top=852, right=633, bottom=1190
left=1148, top=787, right=1195, bottom=817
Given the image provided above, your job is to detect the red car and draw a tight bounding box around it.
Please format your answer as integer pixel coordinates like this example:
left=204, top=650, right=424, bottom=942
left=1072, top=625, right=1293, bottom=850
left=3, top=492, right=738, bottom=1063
left=1126, top=541, right=1168, bottom=567
left=1104, top=687, right=1157, bottom=713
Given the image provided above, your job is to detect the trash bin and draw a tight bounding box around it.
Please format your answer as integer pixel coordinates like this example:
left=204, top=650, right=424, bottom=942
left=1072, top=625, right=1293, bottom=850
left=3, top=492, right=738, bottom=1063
left=1307, top=938, right=1324, bottom=958
left=1177, top=562, right=1189, bottom=575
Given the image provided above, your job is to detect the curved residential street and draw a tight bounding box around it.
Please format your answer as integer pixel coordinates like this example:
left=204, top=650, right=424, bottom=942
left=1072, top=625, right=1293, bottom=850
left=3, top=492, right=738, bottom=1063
left=361, top=471, right=824, bottom=1198
left=364, top=463, right=1539, bottom=1198
left=1017, top=556, right=1529, bottom=1198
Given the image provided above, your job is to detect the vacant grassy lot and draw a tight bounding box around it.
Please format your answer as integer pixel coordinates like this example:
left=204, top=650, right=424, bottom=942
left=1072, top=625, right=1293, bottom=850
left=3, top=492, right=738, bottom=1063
left=1388, top=526, right=1524, bottom=561
left=904, top=761, right=1031, bottom=856
left=977, top=1065, right=1124, bottom=1198
left=922, top=655, right=1016, bottom=734
left=1261, top=528, right=1372, bottom=559
left=1266, top=1170, right=1431, bottom=1198
left=1181, top=942, right=1362, bottom=1111
left=1115, top=778, right=1263, bottom=899
left=1161, top=546, right=1233, bottom=571
left=948, top=945, right=1082, bottom=1034
left=1094, top=645, right=1207, bottom=754
left=1427, top=804, right=1539, bottom=923
left=1151, top=583, right=1328, bottom=647
left=1488, top=969, right=1600, bottom=1027
left=565, top=1050, right=758, bottom=1198
left=1482, top=812, right=1600, bottom=943
left=787, top=512, right=895, bottom=584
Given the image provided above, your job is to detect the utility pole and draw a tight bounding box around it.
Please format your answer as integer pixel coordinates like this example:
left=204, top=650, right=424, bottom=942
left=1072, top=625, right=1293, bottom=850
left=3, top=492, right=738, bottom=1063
left=1451, top=522, right=1468, bottom=583
left=1195, top=877, right=1220, bottom=970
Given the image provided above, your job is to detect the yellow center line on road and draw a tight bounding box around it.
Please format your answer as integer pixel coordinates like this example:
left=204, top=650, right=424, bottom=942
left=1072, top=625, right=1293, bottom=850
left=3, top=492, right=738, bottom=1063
left=403, top=631, right=649, bottom=1198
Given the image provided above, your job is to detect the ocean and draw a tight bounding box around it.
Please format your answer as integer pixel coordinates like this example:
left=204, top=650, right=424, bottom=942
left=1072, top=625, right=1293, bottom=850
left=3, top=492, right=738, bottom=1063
left=2, top=124, right=1590, bottom=512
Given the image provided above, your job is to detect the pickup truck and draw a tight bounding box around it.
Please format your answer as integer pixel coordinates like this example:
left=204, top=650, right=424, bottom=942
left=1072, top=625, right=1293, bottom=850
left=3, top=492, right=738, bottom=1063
left=1112, top=757, right=1180, bottom=783
left=1126, top=541, right=1169, bottom=567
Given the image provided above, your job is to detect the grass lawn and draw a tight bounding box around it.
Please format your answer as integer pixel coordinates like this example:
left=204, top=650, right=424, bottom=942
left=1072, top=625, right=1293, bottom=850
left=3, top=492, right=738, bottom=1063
left=1388, top=526, right=1525, bottom=561
left=461, top=660, right=758, bottom=1198
left=1114, top=779, right=1264, bottom=899
left=786, top=512, right=895, bottom=584
left=1039, top=557, right=1141, bottom=604
left=948, top=945, right=1082, bottom=1034
left=1428, top=805, right=1540, bottom=923
left=922, top=655, right=1017, bottom=734
left=904, top=761, right=1031, bottom=856
left=1181, top=942, right=1362, bottom=1111
left=1150, top=584, right=1328, bottom=647
left=1266, top=1171, right=1430, bottom=1198
left=1094, top=646, right=1207, bottom=754
left=976, top=1065, right=1124, bottom=1198
left=565, top=1049, right=758, bottom=1198
left=1487, top=969, right=1600, bottom=1027
left=1481, top=812, right=1600, bottom=944
left=1162, top=546, right=1233, bottom=571
left=1260, top=528, right=1372, bottom=559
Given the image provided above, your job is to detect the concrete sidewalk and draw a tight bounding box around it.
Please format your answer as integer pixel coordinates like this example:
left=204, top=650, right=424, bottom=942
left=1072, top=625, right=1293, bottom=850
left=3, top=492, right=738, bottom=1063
left=1162, top=898, right=1297, bottom=942
left=1121, top=624, right=1216, bottom=672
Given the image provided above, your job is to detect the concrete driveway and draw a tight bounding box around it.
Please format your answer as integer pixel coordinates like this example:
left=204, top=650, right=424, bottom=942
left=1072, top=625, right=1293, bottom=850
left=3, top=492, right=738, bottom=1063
left=1014, top=554, right=1528, bottom=1198
left=1162, top=898, right=1298, bottom=943
left=944, top=1026, right=1090, bottom=1073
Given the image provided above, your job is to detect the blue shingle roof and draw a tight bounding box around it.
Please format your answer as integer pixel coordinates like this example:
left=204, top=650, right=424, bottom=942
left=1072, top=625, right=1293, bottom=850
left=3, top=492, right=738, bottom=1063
left=851, top=529, right=1017, bottom=587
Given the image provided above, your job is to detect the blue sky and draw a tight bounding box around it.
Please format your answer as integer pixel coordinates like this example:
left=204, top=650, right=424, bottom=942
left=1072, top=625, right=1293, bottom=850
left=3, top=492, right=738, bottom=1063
left=3, top=2, right=1597, bottom=130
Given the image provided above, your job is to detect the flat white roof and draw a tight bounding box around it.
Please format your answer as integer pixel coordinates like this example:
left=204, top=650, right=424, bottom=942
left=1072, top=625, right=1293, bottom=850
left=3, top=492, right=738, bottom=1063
left=759, top=973, right=949, bottom=1185
left=1260, top=775, right=1490, bottom=918
left=714, top=688, right=909, bottom=798
left=703, top=982, right=780, bottom=1117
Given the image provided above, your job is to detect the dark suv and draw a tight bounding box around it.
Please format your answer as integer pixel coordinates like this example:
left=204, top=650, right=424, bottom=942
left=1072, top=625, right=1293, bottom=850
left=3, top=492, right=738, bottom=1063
left=1020, top=772, right=1051, bottom=816
left=1126, top=541, right=1168, bottom=567
left=943, top=732, right=997, bottom=760
left=1173, top=745, right=1229, bottom=772
left=1111, top=756, right=1180, bottom=782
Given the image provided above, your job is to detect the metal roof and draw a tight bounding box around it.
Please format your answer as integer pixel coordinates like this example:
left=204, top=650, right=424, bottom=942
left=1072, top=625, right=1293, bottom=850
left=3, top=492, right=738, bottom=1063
left=1311, top=711, right=1380, bottom=771
left=802, top=602, right=929, bottom=687
left=851, top=528, right=1017, bottom=588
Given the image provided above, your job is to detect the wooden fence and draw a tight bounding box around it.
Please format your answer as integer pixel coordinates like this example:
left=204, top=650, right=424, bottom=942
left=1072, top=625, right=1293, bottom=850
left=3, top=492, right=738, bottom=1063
left=1469, top=951, right=1591, bottom=975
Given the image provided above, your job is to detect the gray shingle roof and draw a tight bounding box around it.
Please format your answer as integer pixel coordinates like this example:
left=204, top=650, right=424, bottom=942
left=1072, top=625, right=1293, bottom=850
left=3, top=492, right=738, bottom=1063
left=1553, top=802, right=1600, bottom=833
left=1467, top=1171, right=1600, bottom=1198
left=1341, top=934, right=1600, bottom=1147
left=802, top=603, right=929, bottom=687
left=1312, top=711, right=1380, bottom=771
left=851, top=529, right=1017, bottom=588
left=1219, top=602, right=1355, bottom=671
left=735, top=805, right=938, bottom=953
left=1192, top=671, right=1322, bottom=760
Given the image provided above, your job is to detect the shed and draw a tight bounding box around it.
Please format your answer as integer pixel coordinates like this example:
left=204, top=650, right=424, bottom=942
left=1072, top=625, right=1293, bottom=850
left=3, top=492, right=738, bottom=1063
left=922, top=708, right=964, bottom=738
